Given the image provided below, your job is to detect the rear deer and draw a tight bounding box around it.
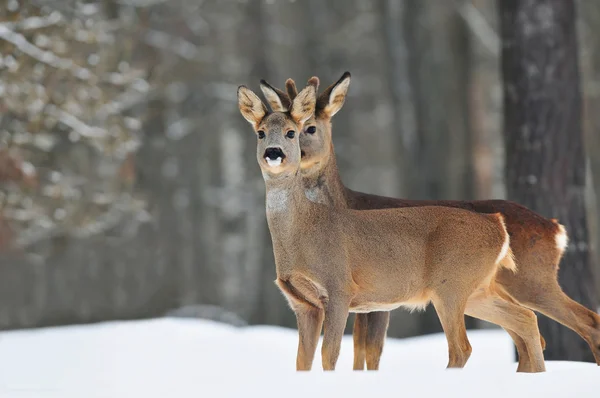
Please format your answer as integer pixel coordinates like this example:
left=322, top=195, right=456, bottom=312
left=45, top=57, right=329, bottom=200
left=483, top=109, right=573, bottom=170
left=238, top=80, right=546, bottom=372
left=259, top=72, right=600, bottom=371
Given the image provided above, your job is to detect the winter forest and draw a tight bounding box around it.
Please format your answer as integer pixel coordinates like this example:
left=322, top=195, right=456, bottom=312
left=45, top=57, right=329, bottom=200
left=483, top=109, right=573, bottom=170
left=1, top=0, right=600, bottom=381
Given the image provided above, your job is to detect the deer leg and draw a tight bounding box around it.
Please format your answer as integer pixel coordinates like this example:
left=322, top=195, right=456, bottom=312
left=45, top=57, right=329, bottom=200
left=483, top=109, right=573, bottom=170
left=295, top=304, right=324, bottom=371
left=465, top=290, right=532, bottom=371
left=500, top=275, right=600, bottom=365
left=528, top=287, right=600, bottom=365
left=504, top=329, right=533, bottom=372
left=465, top=291, right=546, bottom=373
left=353, top=314, right=367, bottom=370
left=322, top=299, right=351, bottom=371
left=365, top=311, right=390, bottom=370
left=432, top=295, right=472, bottom=369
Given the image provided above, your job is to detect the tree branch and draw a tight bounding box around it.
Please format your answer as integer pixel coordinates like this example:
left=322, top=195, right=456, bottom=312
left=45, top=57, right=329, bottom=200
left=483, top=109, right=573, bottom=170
left=457, top=0, right=499, bottom=57
left=0, top=23, right=95, bottom=81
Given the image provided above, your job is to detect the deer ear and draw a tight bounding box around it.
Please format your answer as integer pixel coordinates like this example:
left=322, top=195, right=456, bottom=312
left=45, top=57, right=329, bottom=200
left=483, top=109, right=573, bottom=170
left=317, top=71, right=351, bottom=117
left=238, top=86, right=268, bottom=126
left=290, top=84, right=316, bottom=125
left=260, top=80, right=291, bottom=112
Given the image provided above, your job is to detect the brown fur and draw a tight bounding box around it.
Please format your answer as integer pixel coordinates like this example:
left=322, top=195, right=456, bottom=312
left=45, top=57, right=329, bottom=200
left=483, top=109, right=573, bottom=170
left=238, top=82, right=545, bottom=372
left=261, top=72, right=600, bottom=370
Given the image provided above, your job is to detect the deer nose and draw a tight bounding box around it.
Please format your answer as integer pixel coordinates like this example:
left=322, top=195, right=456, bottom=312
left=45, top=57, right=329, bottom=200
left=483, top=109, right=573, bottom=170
left=264, top=147, right=286, bottom=160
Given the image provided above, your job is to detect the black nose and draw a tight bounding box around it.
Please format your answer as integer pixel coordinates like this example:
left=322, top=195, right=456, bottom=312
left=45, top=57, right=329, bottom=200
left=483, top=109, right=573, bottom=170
left=264, top=147, right=286, bottom=160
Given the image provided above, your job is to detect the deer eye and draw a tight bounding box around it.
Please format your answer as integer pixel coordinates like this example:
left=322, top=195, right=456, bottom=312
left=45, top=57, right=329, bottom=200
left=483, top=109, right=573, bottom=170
left=257, top=131, right=265, bottom=139
left=306, top=126, right=316, bottom=135
left=286, top=130, right=295, bottom=139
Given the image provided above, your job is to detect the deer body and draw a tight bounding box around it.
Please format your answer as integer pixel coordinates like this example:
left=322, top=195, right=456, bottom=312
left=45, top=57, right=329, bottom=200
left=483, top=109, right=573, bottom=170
left=238, top=80, right=544, bottom=372
left=268, top=175, right=511, bottom=311
left=258, top=73, right=600, bottom=371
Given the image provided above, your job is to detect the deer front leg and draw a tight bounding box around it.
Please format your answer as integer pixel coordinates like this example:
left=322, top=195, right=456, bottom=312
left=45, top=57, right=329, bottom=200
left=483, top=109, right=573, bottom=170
left=322, top=298, right=351, bottom=371
left=275, top=277, right=326, bottom=371
left=295, top=305, right=324, bottom=371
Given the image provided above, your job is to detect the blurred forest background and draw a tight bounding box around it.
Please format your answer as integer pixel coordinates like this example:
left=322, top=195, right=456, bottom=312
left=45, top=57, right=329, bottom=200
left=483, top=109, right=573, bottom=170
left=1, top=0, right=599, bottom=360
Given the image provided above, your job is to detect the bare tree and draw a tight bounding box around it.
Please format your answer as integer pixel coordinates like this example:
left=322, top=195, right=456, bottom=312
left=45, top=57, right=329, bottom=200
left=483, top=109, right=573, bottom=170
left=579, top=0, right=600, bottom=299
left=1, top=0, right=595, bottom=346
left=499, top=0, right=598, bottom=362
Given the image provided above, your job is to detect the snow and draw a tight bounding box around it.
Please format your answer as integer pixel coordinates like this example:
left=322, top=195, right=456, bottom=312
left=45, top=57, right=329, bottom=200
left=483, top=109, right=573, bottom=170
left=0, top=318, right=596, bottom=398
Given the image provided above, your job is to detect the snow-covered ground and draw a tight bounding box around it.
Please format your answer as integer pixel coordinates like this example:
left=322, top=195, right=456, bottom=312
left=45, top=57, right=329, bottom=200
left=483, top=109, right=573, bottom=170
left=0, top=318, right=596, bottom=398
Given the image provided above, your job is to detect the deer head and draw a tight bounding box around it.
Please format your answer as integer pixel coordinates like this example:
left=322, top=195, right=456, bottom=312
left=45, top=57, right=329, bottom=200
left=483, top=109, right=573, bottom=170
left=259, top=72, right=351, bottom=176
left=238, top=82, right=317, bottom=179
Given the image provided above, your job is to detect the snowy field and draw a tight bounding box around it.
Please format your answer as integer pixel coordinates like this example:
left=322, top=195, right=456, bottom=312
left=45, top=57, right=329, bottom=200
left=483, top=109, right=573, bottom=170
left=0, top=318, right=597, bottom=398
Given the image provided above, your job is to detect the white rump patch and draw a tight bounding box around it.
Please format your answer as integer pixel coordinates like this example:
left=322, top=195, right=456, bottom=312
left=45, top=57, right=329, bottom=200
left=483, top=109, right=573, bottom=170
left=555, top=224, right=569, bottom=252
left=266, top=157, right=282, bottom=167
left=492, top=214, right=513, bottom=270
left=496, top=230, right=510, bottom=266
left=266, top=188, right=289, bottom=213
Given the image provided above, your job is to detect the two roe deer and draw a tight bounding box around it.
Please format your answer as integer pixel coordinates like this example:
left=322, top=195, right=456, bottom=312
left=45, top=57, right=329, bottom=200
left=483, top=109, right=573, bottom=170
left=238, top=80, right=546, bottom=372
left=259, top=72, right=600, bottom=371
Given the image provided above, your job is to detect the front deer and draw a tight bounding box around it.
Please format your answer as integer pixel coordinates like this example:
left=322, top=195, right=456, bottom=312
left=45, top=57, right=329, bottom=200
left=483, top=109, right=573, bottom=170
left=260, top=72, right=600, bottom=371
left=237, top=80, right=545, bottom=372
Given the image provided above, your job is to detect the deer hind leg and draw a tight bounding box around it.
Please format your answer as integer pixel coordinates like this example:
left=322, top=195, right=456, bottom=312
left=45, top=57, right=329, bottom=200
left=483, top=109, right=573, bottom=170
left=537, top=292, right=600, bottom=365
left=465, top=291, right=545, bottom=372
left=465, top=290, right=532, bottom=371
left=498, top=268, right=600, bottom=365
left=322, top=298, right=351, bottom=371
left=514, top=283, right=600, bottom=365
left=353, top=314, right=367, bottom=370
left=432, top=294, right=472, bottom=369
left=504, top=329, right=534, bottom=372
left=365, top=311, right=390, bottom=370
left=495, top=294, right=546, bottom=373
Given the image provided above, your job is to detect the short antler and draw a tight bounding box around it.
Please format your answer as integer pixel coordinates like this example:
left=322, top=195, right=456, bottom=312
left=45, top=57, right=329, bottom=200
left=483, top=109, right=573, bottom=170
left=307, top=76, right=320, bottom=91
left=285, top=78, right=298, bottom=100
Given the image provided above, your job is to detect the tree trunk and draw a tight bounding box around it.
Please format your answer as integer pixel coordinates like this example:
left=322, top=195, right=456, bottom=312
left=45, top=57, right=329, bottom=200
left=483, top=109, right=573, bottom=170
left=499, top=0, right=598, bottom=362
left=579, top=0, right=600, bottom=303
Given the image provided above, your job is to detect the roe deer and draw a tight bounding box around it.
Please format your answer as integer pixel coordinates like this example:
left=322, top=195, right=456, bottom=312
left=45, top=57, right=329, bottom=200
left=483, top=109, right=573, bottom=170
left=259, top=72, right=600, bottom=371
left=238, top=80, right=546, bottom=372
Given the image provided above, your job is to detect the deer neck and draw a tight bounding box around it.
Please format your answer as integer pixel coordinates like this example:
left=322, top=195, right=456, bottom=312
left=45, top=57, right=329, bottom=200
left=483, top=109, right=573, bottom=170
left=264, top=171, right=306, bottom=220
left=263, top=171, right=313, bottom=263
left=301, top=144, right=348, bottom=208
